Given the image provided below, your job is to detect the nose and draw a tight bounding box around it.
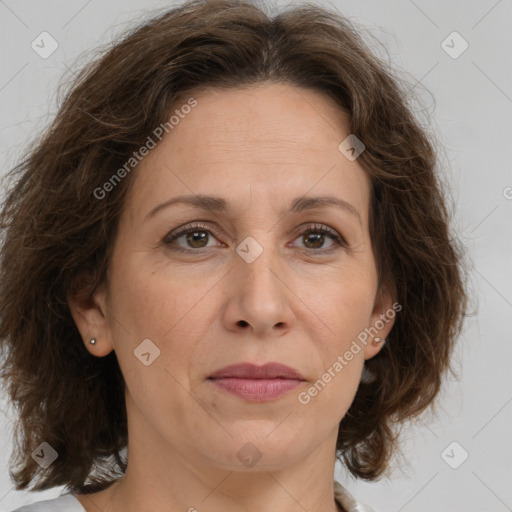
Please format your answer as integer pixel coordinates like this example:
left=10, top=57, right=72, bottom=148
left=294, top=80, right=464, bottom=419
left=221, top=238, right=295, bottom=338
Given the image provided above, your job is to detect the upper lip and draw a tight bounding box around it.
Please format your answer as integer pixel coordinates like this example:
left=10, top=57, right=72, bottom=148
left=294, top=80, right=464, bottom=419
left=208, top=362, right=305, bottom=380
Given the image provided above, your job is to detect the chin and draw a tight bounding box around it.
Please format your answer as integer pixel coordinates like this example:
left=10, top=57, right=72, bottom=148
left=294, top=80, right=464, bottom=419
left=196, top=428, right=311, bottom=471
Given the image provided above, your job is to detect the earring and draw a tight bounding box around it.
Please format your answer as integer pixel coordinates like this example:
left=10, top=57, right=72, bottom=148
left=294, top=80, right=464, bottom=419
left=373, top=337, right=383, bottom=345
left=89, top=338, right=96, bottom=345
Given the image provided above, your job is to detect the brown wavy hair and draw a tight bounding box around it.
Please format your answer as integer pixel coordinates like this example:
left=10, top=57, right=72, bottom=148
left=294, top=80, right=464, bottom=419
left=0, top=0, right=469, bottom=493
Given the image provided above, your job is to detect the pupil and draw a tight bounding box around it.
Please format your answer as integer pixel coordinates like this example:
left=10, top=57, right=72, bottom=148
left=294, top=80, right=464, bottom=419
left=186, top=231, right=207, bottom=248
left=306, top=233, right=323, bottom=248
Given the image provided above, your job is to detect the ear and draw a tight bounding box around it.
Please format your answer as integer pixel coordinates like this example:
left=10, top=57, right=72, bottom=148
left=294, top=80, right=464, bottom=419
left=67, top=276, right=115, bottom=357
left=363, top=282, right=398, bottom=361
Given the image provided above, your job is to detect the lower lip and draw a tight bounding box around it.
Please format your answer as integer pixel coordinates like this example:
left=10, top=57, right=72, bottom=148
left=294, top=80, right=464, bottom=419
left=208, top=377, right=304, bottom=402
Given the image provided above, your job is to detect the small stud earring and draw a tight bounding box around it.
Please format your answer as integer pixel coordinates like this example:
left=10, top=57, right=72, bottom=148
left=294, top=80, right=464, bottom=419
left=373, top=337, right=383, bottom=345
left=89, top=338, right=96, bottom=345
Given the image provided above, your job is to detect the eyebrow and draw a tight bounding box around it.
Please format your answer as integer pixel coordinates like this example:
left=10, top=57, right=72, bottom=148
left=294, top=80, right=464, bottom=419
left=145, top=194, right=362, bottom=225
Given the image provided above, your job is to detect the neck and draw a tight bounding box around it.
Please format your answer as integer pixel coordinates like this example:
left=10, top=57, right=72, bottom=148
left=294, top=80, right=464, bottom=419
left=76, top=392, right=343, bottom=512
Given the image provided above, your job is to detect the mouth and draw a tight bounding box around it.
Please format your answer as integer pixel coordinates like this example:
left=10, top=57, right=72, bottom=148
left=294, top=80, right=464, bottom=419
left=207, top=362, right=306, bottom=402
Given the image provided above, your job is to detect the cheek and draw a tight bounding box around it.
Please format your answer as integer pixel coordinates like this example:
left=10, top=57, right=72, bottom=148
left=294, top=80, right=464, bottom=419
left=295, top=280, right=370, bottom=419
left=107, top=256, right=218, bottom=372
left=299, top=267, right=376, bottom=343
left=295, top=357, right=363, bottom=434
left=105, top=262, right=211, bottom=430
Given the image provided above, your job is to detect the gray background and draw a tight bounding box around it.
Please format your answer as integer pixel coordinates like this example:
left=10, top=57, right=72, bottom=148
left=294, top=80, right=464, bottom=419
left=0, top=1, right=511, bottom=511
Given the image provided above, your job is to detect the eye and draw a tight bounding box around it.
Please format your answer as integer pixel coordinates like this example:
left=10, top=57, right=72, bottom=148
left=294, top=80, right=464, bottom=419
left=163, top=222, right=347, bottom=254
left=163, top=222, right=223, bottom=252
left=291, top=223, right=346, bottom=252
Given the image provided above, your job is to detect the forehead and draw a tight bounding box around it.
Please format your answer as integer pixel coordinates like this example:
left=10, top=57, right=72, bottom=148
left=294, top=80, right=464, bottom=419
left=127, top=83, right=371, bottom=225
left=171, top=83, right=350, bottom=157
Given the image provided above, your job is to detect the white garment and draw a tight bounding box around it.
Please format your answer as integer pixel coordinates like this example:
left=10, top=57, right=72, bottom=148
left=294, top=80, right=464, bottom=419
left=10, top=494, right=85, bottom=512
left=11, top=480, right=377, bottom=512
left=334, top=480, right=377, bottom=512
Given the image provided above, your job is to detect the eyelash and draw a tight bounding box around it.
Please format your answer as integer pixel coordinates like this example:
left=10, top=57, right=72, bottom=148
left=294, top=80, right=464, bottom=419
left=163, top=222, right=347, bottom=254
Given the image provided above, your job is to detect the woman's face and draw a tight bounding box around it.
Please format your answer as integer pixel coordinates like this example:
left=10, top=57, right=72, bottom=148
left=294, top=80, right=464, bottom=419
left=76, top=83, right=395, bottom=473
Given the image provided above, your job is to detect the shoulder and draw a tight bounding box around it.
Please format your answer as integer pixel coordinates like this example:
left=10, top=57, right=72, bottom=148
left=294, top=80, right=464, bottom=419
left=334, top=480, right=378, bottom=512
left=10, top=493, right=86, bottom=512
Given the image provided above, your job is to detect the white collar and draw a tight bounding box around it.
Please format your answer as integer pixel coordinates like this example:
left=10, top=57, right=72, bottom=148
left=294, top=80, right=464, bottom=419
left=334, top=480, right=377, bottom=512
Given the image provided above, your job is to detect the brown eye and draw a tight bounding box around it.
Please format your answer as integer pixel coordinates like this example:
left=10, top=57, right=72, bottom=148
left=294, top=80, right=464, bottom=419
left=302, top=232, right=326, bottom=249
left=183, top=230, right=209, bottom=248
left=164, top=222, right=222, bottom=252
left=292, top=224, right=346, bottom=252
left=299, top=231, right=334, bottom=250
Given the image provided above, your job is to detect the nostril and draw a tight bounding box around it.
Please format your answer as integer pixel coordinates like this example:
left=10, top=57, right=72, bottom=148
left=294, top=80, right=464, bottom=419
left=238, top=320, right=249, bottom=327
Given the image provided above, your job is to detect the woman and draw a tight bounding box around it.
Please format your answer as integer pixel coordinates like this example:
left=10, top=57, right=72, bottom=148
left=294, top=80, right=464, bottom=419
left=0, top=1, right=468, bottom=511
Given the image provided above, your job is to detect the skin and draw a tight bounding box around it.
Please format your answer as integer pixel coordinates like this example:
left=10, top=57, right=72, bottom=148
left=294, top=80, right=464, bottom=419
left=68, top=83, right=396, bottom=512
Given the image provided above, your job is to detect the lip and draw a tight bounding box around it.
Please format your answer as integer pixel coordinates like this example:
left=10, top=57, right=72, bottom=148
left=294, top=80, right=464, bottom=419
left=207, top=363, right=306, bottom=402
left=208, top=362, right=305, bottom=380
